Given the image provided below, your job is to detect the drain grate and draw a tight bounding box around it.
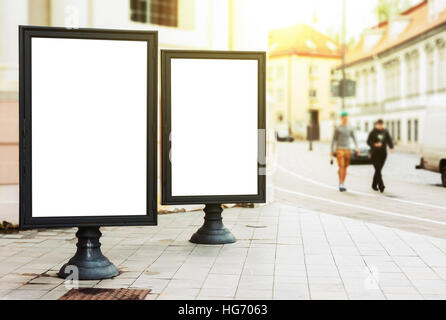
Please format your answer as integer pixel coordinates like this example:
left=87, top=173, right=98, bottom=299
left=59, top=288, right=151, bottom=300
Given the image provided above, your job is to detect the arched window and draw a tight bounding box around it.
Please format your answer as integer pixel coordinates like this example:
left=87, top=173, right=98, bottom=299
left=405, top=52, right=412, bottom=96
left=436, top=38, right=446, bottom=89
left=425, top=43, right=435, bottom=93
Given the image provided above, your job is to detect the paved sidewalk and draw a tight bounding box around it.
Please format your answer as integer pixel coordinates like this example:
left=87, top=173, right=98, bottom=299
left=2, top=203, right=446, bottom=300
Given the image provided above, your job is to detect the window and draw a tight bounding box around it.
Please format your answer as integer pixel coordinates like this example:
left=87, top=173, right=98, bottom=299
left=365, top=122, right=369, bottom=132
left=384, top=59, right=400, bottom=100
left=356, top=74, right=362, bottom=103
left=309, top=89, right=317, bottom=98
left=426, top=46, right=435, bottom=93
left=395, top=61, right=401, bottom=98
left=406, top=54, right=413, bottom=95
left=267, top=66, right=273, bottom=82
left=277, top=65, right=285, bottom=80
left=439, top=48, right=446, bottom=88
left=406, top=51, right=420, bottom=96
left=414, top=119, right=419, bottom=142
left=397, top=120, right=401, bottom=140
left=130, top=0, right=178, bottom=27
left=309, top=65, right=318, bottom=77
left=437, top=39, right=446, bottom=89
left=267, top=88, right=274, bottom=98
left=407, top=119, right=412, bottom=142
left=364, top=71, right=369, bottom=104
left=429, top=0, right=446, bottom=21
left=391, top=121, right=395, bottom=139
left=371, top=70, right=377, bottom=103
left=413, top=53, right=420, bottom=94
left=384, top=66, right=390, bottom=99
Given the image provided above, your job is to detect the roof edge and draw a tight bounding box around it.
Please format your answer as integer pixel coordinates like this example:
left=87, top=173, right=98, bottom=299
left=341, top=11, right=446, bottom=68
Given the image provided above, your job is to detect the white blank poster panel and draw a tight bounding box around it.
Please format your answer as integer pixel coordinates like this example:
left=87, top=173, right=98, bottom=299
left=170, top=58, right=258, bottom=196
left=31, top=38, right=147, bottom=217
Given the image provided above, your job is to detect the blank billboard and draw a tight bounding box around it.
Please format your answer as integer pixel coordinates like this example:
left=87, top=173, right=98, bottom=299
left=161, top=50, right=266, bottom=205
left=19, top=27, right=158, bottom=228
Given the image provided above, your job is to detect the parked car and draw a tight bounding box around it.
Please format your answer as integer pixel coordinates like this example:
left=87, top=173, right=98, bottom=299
left=275, top=123, right=294, bottom=142
left=415, top=104, right=446, bottom=187
left=350, top=131, right=372, bottom=164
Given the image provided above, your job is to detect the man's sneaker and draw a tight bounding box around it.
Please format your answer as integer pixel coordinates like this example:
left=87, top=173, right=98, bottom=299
left=339, top=184, right=347, bottom=192
left=379, top=185, right=385, bottom=193
left=372, top=185, right=379, bottom=191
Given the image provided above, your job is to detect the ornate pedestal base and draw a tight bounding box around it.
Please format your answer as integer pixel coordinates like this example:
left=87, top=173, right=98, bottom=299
left=190, top=204, right=236, bottom=244
left=58, top=227, right=119, bottom=280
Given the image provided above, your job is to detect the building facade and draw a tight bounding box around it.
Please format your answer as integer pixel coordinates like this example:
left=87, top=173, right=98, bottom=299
left=268, top=24, right=341, bottom=141
left=336, top=0, right=446, bottom=152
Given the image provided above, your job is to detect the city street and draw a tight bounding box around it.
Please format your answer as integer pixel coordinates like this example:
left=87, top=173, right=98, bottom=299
left=273, top=142, right=446, bottom=238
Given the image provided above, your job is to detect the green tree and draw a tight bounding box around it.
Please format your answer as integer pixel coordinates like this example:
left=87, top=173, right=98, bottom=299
left=374, top=0, right=413, bottom=23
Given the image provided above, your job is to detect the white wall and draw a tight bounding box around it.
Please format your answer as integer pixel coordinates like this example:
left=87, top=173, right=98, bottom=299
left=230, top=0, right=269, bottom=51
left=0, top=0, right=28, bottom=92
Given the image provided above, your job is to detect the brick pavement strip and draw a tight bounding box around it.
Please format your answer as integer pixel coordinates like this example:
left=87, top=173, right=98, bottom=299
left=1, top=203, right=446, bottom=300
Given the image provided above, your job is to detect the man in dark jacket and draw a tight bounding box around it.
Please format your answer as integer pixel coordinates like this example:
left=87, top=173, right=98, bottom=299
left=367, top=119, right=394, bottom=192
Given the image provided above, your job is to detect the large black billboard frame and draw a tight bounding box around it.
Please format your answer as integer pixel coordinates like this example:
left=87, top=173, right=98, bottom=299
left=19, top=26, right=158, bottom=229
left=161, top=49, right=266, bottom=206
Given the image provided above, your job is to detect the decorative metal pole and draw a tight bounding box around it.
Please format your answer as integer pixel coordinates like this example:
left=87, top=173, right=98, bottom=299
left=58, top=227, right=119, bottom=280
left=190, top=204, right=236, bottom=244
left=341, top=0, right=347, bottom=110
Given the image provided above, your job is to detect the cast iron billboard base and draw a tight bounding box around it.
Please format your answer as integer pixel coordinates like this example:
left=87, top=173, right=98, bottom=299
left=190, top=203, right=236, bottom=244
left=58, top=227, right=119, bottom=280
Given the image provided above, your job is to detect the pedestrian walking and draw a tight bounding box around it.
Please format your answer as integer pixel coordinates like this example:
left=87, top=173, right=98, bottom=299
left=367, top=119, right=394, bottom=193
left=331, top=111, right=359, bottom=192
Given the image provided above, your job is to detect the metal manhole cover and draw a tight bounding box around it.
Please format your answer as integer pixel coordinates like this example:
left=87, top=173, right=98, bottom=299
left=59, top=288, right=151, bottom=300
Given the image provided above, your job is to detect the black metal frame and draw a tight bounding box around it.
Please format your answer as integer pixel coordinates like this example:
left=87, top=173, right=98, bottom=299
left=19, top=26, right=158, bottom=229
left=161, top=50, right=266, bottom=205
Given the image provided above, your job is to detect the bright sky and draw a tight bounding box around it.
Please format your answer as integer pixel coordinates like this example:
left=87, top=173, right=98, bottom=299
left=264, top=0, right=377, bottom=40
left=261, top=0, right=422, bottom=41
left=234, top=0, right=422, bottom=50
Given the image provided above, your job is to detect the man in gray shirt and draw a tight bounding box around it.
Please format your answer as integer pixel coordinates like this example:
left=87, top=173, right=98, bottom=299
left=331, top=111, right=359, bottom=192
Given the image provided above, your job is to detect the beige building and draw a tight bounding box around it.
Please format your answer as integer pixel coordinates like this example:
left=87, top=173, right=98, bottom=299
left=268, top=24, right=341, bottom=141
